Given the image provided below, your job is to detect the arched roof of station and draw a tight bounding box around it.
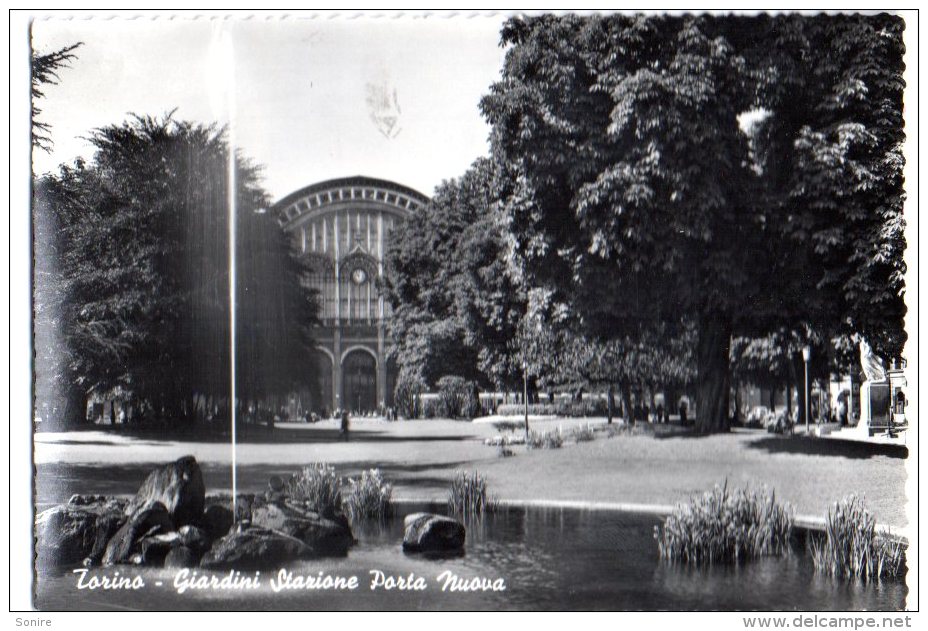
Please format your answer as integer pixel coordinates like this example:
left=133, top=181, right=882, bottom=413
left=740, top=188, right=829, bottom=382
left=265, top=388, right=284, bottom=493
left=272, top=176, right=430, bottom=229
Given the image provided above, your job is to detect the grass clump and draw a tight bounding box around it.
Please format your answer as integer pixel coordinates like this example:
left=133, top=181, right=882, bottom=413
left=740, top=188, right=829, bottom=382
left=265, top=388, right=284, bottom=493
left=655, top=481, right=793, bottom=564
left=448, top=470, right=495, bottom=518
left=343, top=468, right=392, bottom=523
left=286, top=463, right=342, bottom=515
left=569, top=424, right=596, bottom=443
left=526, top=427, right=564, bottom=449
left=809, top=495, right=905, bottom=581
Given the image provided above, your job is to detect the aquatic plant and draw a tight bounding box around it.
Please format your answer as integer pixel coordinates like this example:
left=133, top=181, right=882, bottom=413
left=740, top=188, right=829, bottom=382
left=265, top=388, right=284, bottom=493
left=286, top=463, right=342, bottom=515
left=526, top=427, right=564, bottom=450
left=343, top=468, right=392, bottom=523
left=808, top=495, right=905, bottom=581
left=655, top=481, right=793, bottom=564
left=448, top=470, right=495, bottom=517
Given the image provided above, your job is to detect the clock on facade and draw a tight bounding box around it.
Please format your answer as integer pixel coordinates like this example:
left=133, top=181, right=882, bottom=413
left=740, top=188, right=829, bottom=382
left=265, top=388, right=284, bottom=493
left=350, top=267, right=368, bottom=285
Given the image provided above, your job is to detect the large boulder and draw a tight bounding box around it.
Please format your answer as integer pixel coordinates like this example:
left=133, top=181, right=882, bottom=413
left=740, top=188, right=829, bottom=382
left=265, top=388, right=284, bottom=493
left=102, top=503, right=174, bottom=566
left=137, top=531, right=182, bottom=566
left=198, top=505, right=234, bottom=541
left=199, top=525, right=313, bottom=569
left=136, top=524, right=212, bottom=567
left=126, top=456, right=205, bottom=527
left=164, top=546, right=198, bottom=569
left=402, top=513, right=466, bottom=552
left=251, top=503, right=354, bottom=556
left=35, top=503, right=125, bottom=568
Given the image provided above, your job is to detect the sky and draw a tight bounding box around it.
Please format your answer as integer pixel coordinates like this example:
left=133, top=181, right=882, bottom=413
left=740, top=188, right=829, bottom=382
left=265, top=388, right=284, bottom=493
left=31, top=15, right=510, bottom=201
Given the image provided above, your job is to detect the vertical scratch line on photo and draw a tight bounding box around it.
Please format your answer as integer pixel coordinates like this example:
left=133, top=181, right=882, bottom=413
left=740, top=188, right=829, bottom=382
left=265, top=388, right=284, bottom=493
left=218, top=25, right=238, bottom=514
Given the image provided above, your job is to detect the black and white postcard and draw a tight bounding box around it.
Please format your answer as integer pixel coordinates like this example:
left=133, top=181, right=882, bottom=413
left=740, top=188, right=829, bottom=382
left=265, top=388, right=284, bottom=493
left=14, top=9, right=919, bottom=618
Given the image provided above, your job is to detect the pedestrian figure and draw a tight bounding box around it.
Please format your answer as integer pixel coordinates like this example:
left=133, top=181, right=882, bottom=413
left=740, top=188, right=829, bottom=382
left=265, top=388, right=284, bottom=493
left=340, top=410, right=350, bottom=441
left=679, top=401, right=688, bottom=426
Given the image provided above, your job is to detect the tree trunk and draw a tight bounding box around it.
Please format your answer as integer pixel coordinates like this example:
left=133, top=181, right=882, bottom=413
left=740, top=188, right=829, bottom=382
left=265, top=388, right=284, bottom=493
left=695, top=316, right=732, bottom=433
left=620, top=382, right=633, bottom=425
left=58, top=385, right=87, bottom=429
left=733, top=381, right=742, bottom=425
left=607, top=384, right=615, bottom=424
left=769, top=387, right=776, bottom=412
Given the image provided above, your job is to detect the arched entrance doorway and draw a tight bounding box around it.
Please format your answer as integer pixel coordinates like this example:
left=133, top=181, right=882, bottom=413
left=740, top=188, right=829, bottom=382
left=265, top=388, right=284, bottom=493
left=342, top=349, right=377, bottom=414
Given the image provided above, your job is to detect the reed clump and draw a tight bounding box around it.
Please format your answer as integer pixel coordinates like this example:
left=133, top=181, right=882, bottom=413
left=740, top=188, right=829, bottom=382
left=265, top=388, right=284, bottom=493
left=448, top=470, right=496, bottom=518
left=809, top=495, right=905, bottom=581
left=343, top=468, right=392, bottom=523
left=655, top=481, right=793, bottom=564
left=286, top=463, right=342, bottom=515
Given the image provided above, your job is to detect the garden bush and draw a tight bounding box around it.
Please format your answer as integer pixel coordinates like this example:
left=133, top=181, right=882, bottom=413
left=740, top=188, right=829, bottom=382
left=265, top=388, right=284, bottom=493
left=394, top=374, right=426, bottom=419
left=568, top=424, right=597, bottom=443
left=809, top=495, right=905, bottom=580
left=436, top=375, right=479, bottom=419
left=448, top=470, right=495, bottom=518
left=343, top=468, right=392, bottom=523
left=526, top=427, right=564, bottom=450
left=655, top=482, right=793, bottom=564
left=497, top=399, right=609, bottom=418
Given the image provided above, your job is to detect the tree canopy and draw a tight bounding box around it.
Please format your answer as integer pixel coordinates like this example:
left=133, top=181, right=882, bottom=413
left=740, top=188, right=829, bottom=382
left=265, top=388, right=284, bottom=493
left=33, top=114, right=318, bottom=427
left=481, top=14, right=906, bottom=432
left=31, top=42, right=82, bottom=153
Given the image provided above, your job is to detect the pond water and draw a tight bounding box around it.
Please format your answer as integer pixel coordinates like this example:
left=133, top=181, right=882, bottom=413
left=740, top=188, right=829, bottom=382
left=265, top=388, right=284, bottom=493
left=35, top=507, right=906, bottom=611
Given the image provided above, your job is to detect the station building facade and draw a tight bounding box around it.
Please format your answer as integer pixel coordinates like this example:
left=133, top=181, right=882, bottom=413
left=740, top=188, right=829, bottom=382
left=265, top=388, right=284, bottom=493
left=273, top=176, right=429, bottom=415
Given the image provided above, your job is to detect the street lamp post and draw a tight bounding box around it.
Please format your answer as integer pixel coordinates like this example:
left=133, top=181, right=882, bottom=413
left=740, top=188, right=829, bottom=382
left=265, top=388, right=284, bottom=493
left=802, top=345, right=812, bottom=434
left=522, top=360, right=530, bottom=440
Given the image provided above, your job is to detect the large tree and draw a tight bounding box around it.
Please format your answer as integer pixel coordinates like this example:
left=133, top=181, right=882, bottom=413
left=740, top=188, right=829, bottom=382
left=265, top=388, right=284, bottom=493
left=34, top=114, right=317, bottom=427
left=31, top=42, right=82, bottom=153
left=384, top=158, right=525, bottom=390
left=752, top=14, right=907, bottom=360
left=481, top=14, right=906, bottom=433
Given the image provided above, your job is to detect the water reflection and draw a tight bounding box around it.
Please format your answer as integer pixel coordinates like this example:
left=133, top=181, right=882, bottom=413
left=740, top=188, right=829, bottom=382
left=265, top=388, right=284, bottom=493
left=35, top=507, right=906, bottom=611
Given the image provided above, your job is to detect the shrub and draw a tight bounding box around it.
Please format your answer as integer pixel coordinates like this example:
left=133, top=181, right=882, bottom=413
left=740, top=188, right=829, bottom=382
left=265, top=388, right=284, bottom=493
left=343, top=468, right=392, bottom=523
left=436, top=376, right=479, bottom=419
left=809, top=496, right=905, bottom=581
left=421, top=395, right=442, bottom=419
left=569, top=424, right=596, bottom=443
left=526, top=427, right=564, bottom=450
left=496, top=402, right=558, bottom=416
left=496, top=399, right=610, bottom=418
left=394, top=374, right=426, bottom=419
left=491, top=419, right=524, bottom=432
left=448, top=470, right=495, bottom=518
left=286, top=463, right=342, bottom=515
left=484, top=434, right=525, bottom=447
left=655, top=482, right=793, bottom=564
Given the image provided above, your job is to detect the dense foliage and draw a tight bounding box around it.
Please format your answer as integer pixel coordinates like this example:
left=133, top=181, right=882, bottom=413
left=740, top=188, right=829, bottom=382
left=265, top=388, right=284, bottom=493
left=481, top=14, right=906, bottom=432
left=33, top=115, right=318, bottom=427
left=385, top=158, right=525, bottom=391
left=31, top=42, right=82, bottom=152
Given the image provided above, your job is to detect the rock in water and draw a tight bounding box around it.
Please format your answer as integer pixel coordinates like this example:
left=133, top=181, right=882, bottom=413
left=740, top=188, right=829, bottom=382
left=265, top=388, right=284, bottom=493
left=102, top=503, right=173, bottom=566
left=251, top=503, right=354, bottom=556
left=35, top=504, right=124, bottom=568
left=402, top=513, right=466, bottom=552
left=199, top=525, right=313, bottom=569
left=126, top=456, right=205, bottom=527
left=198, top=505, right=234, bottom=541
left=164, top=546, right=198, bottom=569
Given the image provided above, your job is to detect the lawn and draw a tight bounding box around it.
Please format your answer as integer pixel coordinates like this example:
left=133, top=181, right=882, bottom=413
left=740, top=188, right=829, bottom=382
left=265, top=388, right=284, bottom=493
left=34, top=417, right=909, bottom=530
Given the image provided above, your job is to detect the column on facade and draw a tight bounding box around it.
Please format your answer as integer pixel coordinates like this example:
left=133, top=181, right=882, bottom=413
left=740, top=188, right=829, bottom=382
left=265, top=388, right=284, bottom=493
left=333, top=212, right=342, bottom=411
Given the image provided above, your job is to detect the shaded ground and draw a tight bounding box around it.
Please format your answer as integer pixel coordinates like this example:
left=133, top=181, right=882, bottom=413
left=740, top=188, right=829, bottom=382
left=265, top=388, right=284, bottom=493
left=34, top=418, right=909, bottom=529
